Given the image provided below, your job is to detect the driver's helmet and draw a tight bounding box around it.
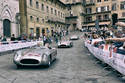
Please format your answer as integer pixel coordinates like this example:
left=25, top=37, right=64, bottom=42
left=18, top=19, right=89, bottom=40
left=37, top=42, right=43, bottom=47
left=45, top=43, right=49, bottom=48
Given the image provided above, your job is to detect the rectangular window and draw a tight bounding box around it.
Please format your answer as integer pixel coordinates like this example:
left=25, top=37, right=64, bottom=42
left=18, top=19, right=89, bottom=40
left=90, top=0, right=94, bottom=3
left=101, top=6, right=105, bottom=12
left=105, top=6, right=109, bottom=11
left=104, top=0, right=108, bottom=1
left=30, top=16, right=33, bottom=21
left=37, top=18, right=39, bottom=22
left=42, top=19, right=44, bottom=23
left=103, top=14, right=109, bottom=20
left=96, top=7, right=101, bottom=12
left=112, top=3, right=116, bottom=11
left=58, top=11, right=60, bottom=17
left=97, top=0, right=101, bottom=2
left=51, top=8, right=53, bottom=14
left=30, top=28, right=34, bottom=34
left=30, top=0, right=33, bottom=6
left=122, top=12, right=125, bottom=17
left=73, top=0, right=76, bottom=2
left=55, top=9, right=57, bottom=15
left=86, top=8, right=92, bottom=14
left=96, top=15, right=102, bottom=21
left=86, top=16, right=92, bottom=22
left=41, top=4, right=44, bottom=11
left=66, top=0, right=69, bottom=2
left=46, top=6, right=49, bottom=13
left=120, top=2, right=125, bottom=10
left=36, top=1, right=39, bottom=9
left=61, top=13, right=62, bottom=18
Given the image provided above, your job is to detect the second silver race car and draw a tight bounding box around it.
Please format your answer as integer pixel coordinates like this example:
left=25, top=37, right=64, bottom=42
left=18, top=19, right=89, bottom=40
left=13, top=46, right=57, bottom=68
left=58, top=40, right=73, bottom=48
left=70, top=35, right=79, bottom=40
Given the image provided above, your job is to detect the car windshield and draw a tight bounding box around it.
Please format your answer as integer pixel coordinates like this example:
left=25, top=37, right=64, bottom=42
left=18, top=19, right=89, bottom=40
left=24, top=46, right=47, bottom=53
left=34, top=46, right=47, bottom=49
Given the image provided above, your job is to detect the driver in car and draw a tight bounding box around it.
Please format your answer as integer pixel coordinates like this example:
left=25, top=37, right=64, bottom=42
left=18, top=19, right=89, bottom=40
left=45, top=43, right=52, bottom=49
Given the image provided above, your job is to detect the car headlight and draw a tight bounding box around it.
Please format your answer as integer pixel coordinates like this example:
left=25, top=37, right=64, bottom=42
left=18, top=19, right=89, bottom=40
left=58, top=42, right=61, bottom=45
left=14, top=53, right=21, bottom=61
left=42, top=54, right=47, bottom=61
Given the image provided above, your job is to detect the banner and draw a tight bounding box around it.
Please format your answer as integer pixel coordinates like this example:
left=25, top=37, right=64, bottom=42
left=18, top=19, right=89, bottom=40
left=0, top=41, right=43, bottom=53
left=85, top=41, right=125, bottom=75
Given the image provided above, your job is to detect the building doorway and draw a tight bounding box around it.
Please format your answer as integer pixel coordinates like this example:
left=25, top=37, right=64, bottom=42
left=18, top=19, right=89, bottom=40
left=3, top=19, right=11, bottom=37
left=42, top=28, right=45, bottom=36
left=36, top=27, right=40, bottom=39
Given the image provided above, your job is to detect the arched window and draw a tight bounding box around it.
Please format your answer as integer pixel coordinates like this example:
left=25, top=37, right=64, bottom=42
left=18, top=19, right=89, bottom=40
left=36, top=1, right=39, bottom=9
left=30, top=16, right=33, bottom=21
left=30, top=0, right=33, bottom=6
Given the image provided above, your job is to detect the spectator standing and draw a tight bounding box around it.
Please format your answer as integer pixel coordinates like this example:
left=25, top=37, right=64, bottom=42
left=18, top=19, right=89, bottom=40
left=11, top=34, right=16, bottom=41
left=43, top=35, right=47, bottom=46
left=1, top=36, right=7, bottom=42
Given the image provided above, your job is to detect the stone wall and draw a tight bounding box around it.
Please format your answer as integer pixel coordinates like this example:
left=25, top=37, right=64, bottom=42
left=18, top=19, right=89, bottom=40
left=0, top=0, right=19, bottom=37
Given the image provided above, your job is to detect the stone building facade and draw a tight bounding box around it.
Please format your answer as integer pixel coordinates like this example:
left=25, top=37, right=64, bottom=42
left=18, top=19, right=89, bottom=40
left=0, top=0, right=20, bottom=38
left=83, top=0, right=125, bottom=30
left=60, top=0, right=84, bottom=31
left=20, top=0, right=66, bottom=38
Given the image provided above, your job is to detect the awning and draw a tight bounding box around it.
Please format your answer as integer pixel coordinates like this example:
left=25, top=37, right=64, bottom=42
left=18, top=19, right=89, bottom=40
left=115, top=22, right=125, bottom=27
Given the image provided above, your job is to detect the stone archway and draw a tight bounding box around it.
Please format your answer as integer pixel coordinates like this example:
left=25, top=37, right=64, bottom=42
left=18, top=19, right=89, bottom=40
left=3, top=19, right=11, bottom=37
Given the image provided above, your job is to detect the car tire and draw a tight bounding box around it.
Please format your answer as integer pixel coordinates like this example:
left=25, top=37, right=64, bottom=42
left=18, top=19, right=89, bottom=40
left=69, top=43, right=72, bottom=48
left=46, top=56, right=51, bottom=67
left=71, top=43, right=73, bottom=47
left=16, top=65, right=22, bottom=69
left=46, top=60, right=51, bottom=67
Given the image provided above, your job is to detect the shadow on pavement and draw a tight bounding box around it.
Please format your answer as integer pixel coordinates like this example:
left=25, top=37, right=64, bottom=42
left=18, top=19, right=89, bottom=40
left=8, top=58, right=59, bottom=71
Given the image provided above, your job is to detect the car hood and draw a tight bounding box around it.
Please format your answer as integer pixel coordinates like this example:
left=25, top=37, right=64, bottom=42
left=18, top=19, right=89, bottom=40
left=71, top=36, right=78, bottom=38
left=18, top=48, right=48, bottom=60
left=60, top=41, right=71, bottom=44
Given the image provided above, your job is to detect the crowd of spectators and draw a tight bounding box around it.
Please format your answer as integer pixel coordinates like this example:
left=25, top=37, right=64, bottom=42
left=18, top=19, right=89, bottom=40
left=0, top=29, right=69, bottom=46
left=84, top=27, right=125, bottom=54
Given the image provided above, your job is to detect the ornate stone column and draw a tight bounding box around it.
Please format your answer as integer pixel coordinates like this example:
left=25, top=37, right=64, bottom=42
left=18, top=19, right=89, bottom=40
left=0, top=19, right=3, bottom=36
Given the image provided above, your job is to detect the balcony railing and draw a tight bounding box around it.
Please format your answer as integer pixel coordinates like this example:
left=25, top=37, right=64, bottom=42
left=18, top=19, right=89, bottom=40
left=95, top=11, right=111, bottom=14
left=84, top=1, right=95, bottom=6
left=80, top=12, right=86, bottom=16
left=83, top=19, right=110, bottom=24
left=47, top=16, right=65, bottom=23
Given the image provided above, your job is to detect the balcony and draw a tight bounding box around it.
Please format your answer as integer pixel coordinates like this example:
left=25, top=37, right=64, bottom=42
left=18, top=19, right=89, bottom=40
left=85, top=12, right=95, bottom=16
left=83, top=19, right=110, bottom=24
left=65, top=14, right=78, bottom=18
left=47, top=16, right=56, bottom=23
left=47, top=16, right=65, bottom=24
left=95, top=11, right=111, bottom=14
left=56, top=18, right=65, bottom=24
left=83, top=21, right=95, bottom=24
left=84, top=1, right=95, bottom=6
left=80, top=12, right=86, bottom=16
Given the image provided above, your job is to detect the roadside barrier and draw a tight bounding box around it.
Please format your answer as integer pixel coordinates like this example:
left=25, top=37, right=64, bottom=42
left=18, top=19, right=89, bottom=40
left=85, top=41, right=125, bottom=75
left=0, top=41, right=43, bottom=53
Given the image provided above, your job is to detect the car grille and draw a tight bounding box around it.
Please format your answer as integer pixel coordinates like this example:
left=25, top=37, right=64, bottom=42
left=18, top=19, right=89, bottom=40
left=60, top=45, right=66, bottom=47
left=20, top=59, right=39, bottom=64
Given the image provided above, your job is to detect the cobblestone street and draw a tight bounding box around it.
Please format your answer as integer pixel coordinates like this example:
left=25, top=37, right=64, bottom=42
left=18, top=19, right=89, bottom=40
left=0, top=32, right=124, bottom=83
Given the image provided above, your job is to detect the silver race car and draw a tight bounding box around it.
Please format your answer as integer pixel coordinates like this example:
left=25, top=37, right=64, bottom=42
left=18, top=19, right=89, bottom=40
left=70, top=35, right=79, bottom=40
left=58, top=40, right=73, bottom=48
left=13, top=46, right=57, bottom=68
